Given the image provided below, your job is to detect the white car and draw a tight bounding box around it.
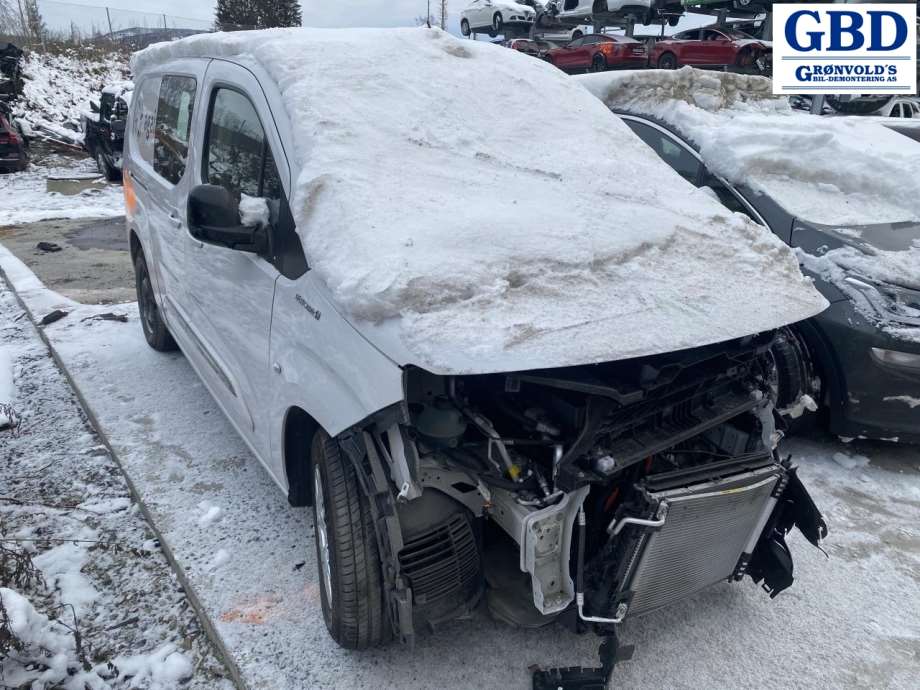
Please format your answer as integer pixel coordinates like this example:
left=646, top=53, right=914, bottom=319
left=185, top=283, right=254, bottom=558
left=549, top=0, right=653, bottom=24
left=876, top=97, right=920, bottom=118
left=126, top=27, right=827, bottom=684
left=461, top=0, right=537, bottom=36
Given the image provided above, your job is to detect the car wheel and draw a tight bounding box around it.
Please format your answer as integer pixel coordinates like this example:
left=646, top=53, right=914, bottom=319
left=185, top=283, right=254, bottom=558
left=657, top=52, right=678, bottom=69
left=668, top=15, right=680, bottom=27
left=492, top=12, right=504, bottom=35
left=134, top=251, right=178, bottom=352
left=461, top=19, right=471, bottom=37
left=96, top=151, right=121, bottom=182
left=312, top=430, right=391, bottom=650
left=590, top=54, right=607, bottom=72
left=768, top=327, right=821, bottom=433
left=572, top=29, right=584, bottom=40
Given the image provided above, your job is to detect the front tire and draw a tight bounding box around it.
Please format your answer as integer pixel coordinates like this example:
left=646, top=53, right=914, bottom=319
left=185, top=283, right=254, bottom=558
left=491, top=12, right=503, bottom=36
left=311, top=431, right=391, bottom=649
left=460, top=18, right=471, bottom=37
left=134, top=251, right=177, bottom=352
left=590, top=54, right=607, bottom=72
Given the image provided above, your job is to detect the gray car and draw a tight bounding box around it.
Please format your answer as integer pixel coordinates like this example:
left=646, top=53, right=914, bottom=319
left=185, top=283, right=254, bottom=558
left=619, top=112, right=920, bottom=443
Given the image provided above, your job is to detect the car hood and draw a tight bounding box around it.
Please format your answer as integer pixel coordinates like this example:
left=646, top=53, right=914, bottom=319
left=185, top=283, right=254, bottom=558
left=135, top=29, right=828, bottom=376
left=793, top=220, right=920, bottom=291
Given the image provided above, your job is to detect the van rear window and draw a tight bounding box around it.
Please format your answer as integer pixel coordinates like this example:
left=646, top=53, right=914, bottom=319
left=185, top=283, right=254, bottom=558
left=153, top=76, right=197, bottom=185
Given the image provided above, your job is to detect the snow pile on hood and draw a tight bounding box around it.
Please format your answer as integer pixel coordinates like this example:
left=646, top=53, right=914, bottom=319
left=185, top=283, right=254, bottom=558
left=134, top=29, right=826, bottom=373
left=14, top=49, right=130, bottom=144
left=578, top=68, right=920, bottom=227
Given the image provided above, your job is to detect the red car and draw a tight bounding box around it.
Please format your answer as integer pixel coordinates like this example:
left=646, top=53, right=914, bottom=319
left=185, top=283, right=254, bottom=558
left=650, top=27, right=770, bottom=72
left=545, top=34, right=647, bottom=73
left=0, top=112, right=27, bottom=173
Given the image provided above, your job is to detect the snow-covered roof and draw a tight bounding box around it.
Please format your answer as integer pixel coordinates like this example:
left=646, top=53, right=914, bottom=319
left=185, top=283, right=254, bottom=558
left=578, top=68, right=920, bottom=227
left=133, top=28, right=826, bottom=374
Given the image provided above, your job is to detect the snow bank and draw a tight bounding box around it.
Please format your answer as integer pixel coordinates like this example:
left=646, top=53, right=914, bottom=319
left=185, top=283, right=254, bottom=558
left=0, top=158, right=125, bottom=225
left=578, top=68, right=920, bottom=227
left=14, top=50, right=129, bottom=144
left=134, top=29, right=826, bottom=373
left=0, top=588, right=108, bottom=690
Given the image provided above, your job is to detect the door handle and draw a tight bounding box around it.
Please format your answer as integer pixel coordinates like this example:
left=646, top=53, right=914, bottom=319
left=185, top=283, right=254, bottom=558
left=168, top=213, right=182, bottom=228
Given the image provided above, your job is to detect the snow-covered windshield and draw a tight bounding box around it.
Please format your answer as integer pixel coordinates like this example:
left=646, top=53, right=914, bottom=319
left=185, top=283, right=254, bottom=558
left=578, top=68, right=920, bottom=227
left=134, top=29, right=826, bottom=373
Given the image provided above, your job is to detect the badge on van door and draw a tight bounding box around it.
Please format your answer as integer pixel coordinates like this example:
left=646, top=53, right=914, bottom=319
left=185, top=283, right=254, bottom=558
left=295, top=294, right=321, bottom=321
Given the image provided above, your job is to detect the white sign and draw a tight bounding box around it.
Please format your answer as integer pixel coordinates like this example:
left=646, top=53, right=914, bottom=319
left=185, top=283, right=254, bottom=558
left=772, top=3, right=917, bottom=95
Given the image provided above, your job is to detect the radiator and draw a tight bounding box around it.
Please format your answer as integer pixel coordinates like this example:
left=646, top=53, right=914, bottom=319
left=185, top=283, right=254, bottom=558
left=619, top=464, right=782, bottom=618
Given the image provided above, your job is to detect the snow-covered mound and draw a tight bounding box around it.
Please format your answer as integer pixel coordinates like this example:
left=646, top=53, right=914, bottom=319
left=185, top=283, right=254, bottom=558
left=578, top=68, right=920, bottom=228
left=14, top=49, right=129, bottom=144
left=134, top=28, right=826, bottom=373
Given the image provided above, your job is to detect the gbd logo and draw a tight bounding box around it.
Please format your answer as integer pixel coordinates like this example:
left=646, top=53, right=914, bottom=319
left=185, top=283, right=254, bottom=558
left=772, top=3, right=917, bottom=95
left=784, top=8, right=909, bottom=52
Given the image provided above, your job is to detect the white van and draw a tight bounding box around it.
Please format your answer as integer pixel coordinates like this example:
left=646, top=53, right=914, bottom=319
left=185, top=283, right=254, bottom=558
left=125, top=26, right=828, bottom=682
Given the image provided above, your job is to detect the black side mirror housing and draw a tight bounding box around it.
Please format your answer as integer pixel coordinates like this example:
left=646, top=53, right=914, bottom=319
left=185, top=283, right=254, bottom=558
left=187, top=184, right=269, bottom=255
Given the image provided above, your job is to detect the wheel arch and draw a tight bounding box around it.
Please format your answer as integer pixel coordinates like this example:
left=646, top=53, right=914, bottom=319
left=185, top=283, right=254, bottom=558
left=128, top=228, right=142, bottom=264
left=283, top=405, right=322, bottom=507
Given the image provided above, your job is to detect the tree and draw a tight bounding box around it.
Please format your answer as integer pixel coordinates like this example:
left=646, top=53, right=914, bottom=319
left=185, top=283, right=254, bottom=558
left=215, top=0, right=301, bottom=31
left=439, top=0, right=448, bottom=30
left=24, top=0, right=45, bottom=42
left=258, top=0, right=301, bottom=29
left=215, top=0, right=258, bottom=31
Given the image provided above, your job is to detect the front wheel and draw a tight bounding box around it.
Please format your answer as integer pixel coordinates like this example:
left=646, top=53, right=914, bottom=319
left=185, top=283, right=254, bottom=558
left=460, top=18, right=471, bottom=37
left=311, top=431, right=391, bottom=649
left=491, top=12, right=503, bottom=36
left=590, top=54, right=607, bottom=73
left=134, top=251, right=177, bottom=352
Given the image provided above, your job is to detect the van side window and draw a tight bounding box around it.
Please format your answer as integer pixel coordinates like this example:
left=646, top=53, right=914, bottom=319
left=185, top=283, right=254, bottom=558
left=204, top=88, right=280, bottom=200
left=154, top=76, right=197, bottom=184
left=204, top=87, right=307, bottom=279
left=131, top=77, right=160, bottom=167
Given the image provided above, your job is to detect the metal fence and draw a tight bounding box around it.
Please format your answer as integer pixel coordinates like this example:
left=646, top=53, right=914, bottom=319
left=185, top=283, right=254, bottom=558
left=0, top=0, right=253, bottom=50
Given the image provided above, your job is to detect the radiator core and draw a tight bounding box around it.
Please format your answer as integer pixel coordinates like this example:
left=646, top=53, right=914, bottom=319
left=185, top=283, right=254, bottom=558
left=621, top=465, right=782, bottom=618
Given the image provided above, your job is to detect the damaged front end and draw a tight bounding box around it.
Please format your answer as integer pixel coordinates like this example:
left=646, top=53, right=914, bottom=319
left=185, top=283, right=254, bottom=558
left=338, top=331, right=827, bottom=683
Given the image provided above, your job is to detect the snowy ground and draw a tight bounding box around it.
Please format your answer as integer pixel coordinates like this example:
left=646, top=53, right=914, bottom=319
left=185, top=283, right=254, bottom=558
left=1, top=240, right=919, bottom=689
left=0, top=283, right=233, bottom=688
left=0, top=150, right=125, bottom=227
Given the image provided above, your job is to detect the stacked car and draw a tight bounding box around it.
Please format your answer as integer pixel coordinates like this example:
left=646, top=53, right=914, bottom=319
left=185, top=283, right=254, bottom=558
left=545, top=33, right=647, bottom=71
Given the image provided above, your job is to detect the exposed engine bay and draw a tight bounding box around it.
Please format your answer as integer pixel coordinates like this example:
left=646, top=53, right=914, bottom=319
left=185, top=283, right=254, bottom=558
left=338, top=330, right=827, bottom=683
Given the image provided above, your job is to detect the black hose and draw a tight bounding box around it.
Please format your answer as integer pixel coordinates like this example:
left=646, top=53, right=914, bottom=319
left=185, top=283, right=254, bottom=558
left=576, top=507, right=586, bottom=597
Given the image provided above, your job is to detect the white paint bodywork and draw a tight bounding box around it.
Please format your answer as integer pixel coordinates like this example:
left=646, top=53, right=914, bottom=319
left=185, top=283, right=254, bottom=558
left=553, top=0, right=652, bottom=21
left=461, top=0, right=537, bottom=31
left=125, top=56, right=404, bottom=494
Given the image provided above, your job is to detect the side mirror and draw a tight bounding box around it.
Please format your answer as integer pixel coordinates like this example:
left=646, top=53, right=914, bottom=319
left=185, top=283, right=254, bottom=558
left=187, top=184, right=269, bottom=255
left=90, top=101, right=99, bottom=113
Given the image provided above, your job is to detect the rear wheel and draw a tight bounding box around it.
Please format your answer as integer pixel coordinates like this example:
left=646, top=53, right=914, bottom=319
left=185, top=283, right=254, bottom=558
left=657, top=52, right=678, bottom=69
left=311, top=431, right=391, bottom=649
left=134, top=251, right=177, bottom=352
left=590, top=54, right=607, bottom=72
